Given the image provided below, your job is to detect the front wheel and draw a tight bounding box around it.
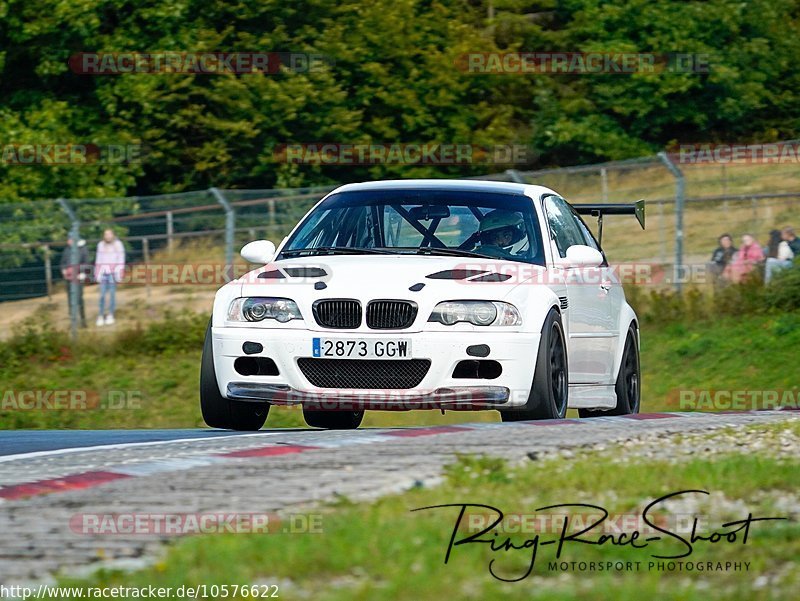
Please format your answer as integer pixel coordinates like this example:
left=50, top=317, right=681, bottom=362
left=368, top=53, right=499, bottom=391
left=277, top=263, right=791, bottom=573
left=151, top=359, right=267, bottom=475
left=501, top=308, right=568, bottom=422
left=579, top=325, right=640, bottom=418
left=200, top=320, right=270, bottom=430
left=303, top=408, right=364, bottom=430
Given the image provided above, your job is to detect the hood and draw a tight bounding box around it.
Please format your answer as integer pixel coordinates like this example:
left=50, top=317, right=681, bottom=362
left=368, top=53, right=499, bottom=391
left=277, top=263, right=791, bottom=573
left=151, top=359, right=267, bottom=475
left=236, top=255, right=545, bottom=302
left=225, top=255, right=551, bottom=333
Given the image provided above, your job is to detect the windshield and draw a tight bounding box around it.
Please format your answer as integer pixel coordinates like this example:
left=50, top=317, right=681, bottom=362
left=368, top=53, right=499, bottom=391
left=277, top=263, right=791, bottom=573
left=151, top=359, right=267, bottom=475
left=279, top=189, right=545, bottom=265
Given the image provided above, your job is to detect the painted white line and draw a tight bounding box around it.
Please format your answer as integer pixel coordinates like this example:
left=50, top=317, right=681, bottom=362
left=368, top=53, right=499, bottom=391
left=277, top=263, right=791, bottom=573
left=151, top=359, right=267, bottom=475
left=0, top=431, right=284, bottom=464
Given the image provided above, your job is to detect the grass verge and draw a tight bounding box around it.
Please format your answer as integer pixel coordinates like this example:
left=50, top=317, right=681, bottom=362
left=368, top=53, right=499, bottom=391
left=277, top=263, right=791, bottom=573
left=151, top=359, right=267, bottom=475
left=56, top=421, right=800, bottom=600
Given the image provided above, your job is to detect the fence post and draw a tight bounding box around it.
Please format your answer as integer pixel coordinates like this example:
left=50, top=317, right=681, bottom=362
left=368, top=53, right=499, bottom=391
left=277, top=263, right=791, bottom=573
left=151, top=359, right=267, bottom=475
left=142, top=237, right=151, bottom=299
left=209, top=187, right=235, bottom=282
left=657, top=152, right=685, bottom=294
left=658, top=201, right=666, bottom=264
left=600, top=167, right=608, bottom=203
left=43, top=244, right=53, bottom=300
left=505, top=169, right=524, bottom=183
left=57, top=198, right=80, bottom=341
left=166, top=211, right=174, bottom=254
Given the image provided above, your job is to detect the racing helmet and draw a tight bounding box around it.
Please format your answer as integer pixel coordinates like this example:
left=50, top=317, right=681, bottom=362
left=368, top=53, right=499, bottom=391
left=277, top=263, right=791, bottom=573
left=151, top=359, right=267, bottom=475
left=479, top=210, right=525, bottom=245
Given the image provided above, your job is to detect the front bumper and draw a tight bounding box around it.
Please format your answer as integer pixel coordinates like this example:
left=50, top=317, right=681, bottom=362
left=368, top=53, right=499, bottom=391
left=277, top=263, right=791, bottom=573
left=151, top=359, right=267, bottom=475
left=211, top=327, right=539, bottom=410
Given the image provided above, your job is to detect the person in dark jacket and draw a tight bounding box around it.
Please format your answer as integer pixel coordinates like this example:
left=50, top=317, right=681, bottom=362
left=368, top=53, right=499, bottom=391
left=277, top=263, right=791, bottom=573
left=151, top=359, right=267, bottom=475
left=766, top=229, right=783, bottom=259
left=60, top=237, right=89, bottom=328
left=784, top=226, right=800, bottom=256
left=709, top=233, right=737, bottom=284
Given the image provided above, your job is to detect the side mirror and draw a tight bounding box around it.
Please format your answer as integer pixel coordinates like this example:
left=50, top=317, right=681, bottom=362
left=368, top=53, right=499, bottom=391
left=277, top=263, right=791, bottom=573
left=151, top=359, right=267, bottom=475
left=564, top=245, right=604, bottom=268
left=240, top=240, right=276, bottom=264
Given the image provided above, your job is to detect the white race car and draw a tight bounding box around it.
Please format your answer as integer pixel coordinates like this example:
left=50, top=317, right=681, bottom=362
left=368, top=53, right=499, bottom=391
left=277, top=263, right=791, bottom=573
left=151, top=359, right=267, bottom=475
left=201, top=179, right=645, bottom=430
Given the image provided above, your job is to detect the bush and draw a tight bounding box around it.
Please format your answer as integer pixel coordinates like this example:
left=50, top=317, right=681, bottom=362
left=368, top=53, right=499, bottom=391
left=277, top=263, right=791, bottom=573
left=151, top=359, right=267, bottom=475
left=110, top=311, right=208, bottom=356
left=0, top=309, right=71, bottom=367
left=625, top=261, right=799, bottom=327
left=767, top=258, right=800, bottom=311
left=0, top=311, right=209, bottom=368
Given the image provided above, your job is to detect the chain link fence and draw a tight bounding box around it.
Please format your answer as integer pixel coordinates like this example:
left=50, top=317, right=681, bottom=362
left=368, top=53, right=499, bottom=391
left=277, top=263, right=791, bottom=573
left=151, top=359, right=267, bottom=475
left=2, top=147, right=799, bottom=337
left=512, top=151, right=800, bottom=288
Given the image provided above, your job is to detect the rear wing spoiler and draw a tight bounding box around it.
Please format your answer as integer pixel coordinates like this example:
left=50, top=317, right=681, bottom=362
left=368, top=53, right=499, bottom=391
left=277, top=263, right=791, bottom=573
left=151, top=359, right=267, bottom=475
left=573, top=200, right=645, bottom=245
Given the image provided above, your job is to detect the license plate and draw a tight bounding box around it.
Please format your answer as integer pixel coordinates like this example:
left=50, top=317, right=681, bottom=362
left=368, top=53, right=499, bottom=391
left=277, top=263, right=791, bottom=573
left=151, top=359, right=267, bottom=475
left=312, top=338, right=411, bottom=359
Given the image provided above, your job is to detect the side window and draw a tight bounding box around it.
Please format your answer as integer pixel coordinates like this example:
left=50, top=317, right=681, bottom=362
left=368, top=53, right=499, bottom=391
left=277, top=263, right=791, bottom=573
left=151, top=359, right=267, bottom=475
left=542, top=195, right=585, bottom=258
left=571, top=209, right=602, bottom=252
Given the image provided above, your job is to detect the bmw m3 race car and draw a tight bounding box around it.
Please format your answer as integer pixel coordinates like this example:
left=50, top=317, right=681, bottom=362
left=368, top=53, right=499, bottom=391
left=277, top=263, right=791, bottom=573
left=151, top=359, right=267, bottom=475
left=201, top=179, right=645, bottom=430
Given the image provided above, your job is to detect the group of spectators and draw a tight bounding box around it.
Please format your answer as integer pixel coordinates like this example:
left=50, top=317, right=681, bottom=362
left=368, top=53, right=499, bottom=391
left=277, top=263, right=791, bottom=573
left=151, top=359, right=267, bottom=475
left=710, top=226, right=800, bottom=285
left=59, top=229, right=126, bottom=328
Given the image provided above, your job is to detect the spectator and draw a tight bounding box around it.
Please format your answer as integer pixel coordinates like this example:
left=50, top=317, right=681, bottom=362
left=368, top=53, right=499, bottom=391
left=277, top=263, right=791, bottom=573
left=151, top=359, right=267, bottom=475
left=784, top=226, right=800, bottom=256
left=59, top=237, right=89, bottom=328
left=94, top=229, right=126, bottom=326
left=726, top=233, right=765, bottom=283
left=766, top=230, right=783, bottom=258
left=708, top=233, right=737, bottom=284
left=765, top=226, right=798, bottom=284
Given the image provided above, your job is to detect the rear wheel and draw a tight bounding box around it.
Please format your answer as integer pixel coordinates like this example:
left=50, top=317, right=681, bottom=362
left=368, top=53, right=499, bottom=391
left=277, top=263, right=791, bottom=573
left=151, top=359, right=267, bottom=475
left=501, top=308, right=568, bottom=421
left=200, top=320, right=269, bottom=430
left=579, top=325, right=640, bottom=418
left=303, top=408, right=364, bottom=429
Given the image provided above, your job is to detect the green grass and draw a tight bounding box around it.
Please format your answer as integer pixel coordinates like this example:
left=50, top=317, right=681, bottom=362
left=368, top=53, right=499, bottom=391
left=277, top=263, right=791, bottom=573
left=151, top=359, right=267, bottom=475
left=56, top=421, right=800, bottom=600
left=641, top=312, right=800, bottom=412
left=1, top=310, right=797, bottom=428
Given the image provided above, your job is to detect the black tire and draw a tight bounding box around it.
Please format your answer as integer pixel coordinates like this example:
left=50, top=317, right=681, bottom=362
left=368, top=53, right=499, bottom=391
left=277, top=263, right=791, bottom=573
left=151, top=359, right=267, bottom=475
left=200, top=320, right=269, bottom=430
left=501, top=308, right=568, bottom=421
left=303, top=408, right=364, bottom=430
left=578, top=324, right=640, bottom=418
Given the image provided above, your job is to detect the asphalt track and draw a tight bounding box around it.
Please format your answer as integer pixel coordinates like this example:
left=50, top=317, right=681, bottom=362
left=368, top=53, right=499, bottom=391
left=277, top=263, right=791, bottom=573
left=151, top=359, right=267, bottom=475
left=1, top=411, right=798, bottom=586
left=0, top=429, right=255, bottom=457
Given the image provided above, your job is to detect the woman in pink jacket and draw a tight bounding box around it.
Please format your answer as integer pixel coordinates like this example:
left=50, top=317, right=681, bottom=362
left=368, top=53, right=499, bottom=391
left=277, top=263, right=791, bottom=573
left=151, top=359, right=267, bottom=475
left=725, top=233, right=765, bottom=283
left=94, top=229, right=126, bottom=326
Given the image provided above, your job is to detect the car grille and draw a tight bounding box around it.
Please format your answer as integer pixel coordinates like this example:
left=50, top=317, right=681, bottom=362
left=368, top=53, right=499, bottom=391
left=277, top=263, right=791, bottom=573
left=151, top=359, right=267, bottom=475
left=313, top=299, right=362, bottom=329
left=297, top=358, right=431, bottom=389
left=366, top=300, right=418, bottom=330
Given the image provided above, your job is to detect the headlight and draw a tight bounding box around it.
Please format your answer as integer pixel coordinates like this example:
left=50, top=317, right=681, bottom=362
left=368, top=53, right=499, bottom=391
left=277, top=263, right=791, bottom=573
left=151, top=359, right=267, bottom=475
left=227, top=297, right=303, bottom=323
left=428, top=301, right=521, bottom=326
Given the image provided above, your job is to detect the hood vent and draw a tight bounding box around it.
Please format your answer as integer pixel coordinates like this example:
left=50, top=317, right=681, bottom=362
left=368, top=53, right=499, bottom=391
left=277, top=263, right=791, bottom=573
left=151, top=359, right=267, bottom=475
left=258, top=269, right=286, bottom=279
left=469, top=272, right=512, bottom=282
left=259, top=266, right=328, bottom=280
left=284, top=266, right=328, bottom=278
left=426, top=269, right=488, bottom=280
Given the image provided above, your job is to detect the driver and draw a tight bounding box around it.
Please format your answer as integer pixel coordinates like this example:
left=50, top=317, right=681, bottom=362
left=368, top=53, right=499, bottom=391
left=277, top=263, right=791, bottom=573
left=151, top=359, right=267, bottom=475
left=476, top=210, right=524, bottom=257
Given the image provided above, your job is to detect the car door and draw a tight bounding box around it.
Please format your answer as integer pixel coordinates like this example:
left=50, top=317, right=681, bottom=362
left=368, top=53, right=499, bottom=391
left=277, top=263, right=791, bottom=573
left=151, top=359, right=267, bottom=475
left=542, top=195, right=618, bottom=384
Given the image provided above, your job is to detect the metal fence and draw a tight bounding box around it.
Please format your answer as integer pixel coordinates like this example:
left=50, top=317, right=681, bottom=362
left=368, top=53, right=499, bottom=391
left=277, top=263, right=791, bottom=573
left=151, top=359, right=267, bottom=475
left=511, top=153, right=800, bottom=277
left=2, top=150, right=799, bottom=337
